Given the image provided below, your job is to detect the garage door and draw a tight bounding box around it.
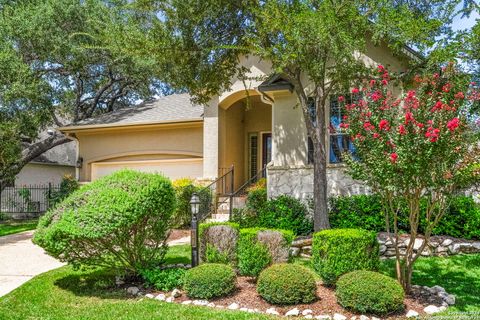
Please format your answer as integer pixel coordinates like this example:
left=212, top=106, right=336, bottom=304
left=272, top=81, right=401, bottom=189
left=91, top=158, right=203, bottom=181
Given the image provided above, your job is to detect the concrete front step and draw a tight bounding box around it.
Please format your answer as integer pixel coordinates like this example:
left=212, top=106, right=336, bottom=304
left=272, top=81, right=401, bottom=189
left=206, top=213, right=230, bottom=223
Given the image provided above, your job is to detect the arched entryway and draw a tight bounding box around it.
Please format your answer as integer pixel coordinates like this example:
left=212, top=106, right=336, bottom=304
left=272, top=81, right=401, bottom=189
left=218, top=93, right=272, bottom=190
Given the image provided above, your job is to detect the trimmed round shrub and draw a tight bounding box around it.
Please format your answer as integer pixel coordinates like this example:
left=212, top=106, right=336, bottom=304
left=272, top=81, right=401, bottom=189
left=237, top=228, right=293, bottom=277
left=257, top=264, right=317, bottom=304
left=336, top=271, right=404, bottom=315
left=33, top=169, right=176, bottom=273
left=183, top=263, right=236, bottom=299
left=199, top=222, right=239, bottom=265
left=312, top=228, right=379, bottom=286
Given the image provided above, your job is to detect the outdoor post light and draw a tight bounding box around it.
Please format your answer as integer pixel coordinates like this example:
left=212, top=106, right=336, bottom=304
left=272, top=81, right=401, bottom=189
left=190, top=193, right=200, bottom=267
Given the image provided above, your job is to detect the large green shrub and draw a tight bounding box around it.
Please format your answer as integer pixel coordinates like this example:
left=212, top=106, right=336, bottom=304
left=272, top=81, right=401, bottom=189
left=183, top=263, right=236, bottom=299
left=34, top=170, right=176, bottom=273
left=172, top=178, right=211, bottom=229
left=258, top=195, right=313, bottom=236
left=199, top=222, right=239, bottom=265
left=140, top=267, right=186, bottom=291
left=329, top=195, right=480, bottom=240
left=336, top=271, right=404, bottom=315
left=257, top=264, right=317, bottom=304
left=237, top=228, right=293, bottom=277
left=312, top=228, right=379, bottom=286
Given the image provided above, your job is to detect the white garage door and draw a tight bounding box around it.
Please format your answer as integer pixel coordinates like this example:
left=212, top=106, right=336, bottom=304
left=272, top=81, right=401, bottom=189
left=91, top=158, right=203, bottom=181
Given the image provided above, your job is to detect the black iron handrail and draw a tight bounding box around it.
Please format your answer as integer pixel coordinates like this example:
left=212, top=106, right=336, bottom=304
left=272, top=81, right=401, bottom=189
left=232, top=165, right=267, bottom=197
left=198, top=166, right=234, bottom=222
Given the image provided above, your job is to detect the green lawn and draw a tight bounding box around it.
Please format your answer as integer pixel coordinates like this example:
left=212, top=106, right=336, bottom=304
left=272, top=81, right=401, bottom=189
left=0, top=219, right=38, bottom=237
left=1, top=243, right=478, bottom=319
left=0, top=245, right=273, bottom=320
left=295, top=253, right=480, bottom=313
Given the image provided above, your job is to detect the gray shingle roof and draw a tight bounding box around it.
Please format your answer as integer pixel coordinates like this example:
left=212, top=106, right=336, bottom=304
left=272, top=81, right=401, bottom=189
left=75, top=93, right=204, bottom=127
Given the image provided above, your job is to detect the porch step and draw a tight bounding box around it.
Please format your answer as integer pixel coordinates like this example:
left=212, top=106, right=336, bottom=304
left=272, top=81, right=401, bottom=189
left=206, top=213, right=230, bottom=223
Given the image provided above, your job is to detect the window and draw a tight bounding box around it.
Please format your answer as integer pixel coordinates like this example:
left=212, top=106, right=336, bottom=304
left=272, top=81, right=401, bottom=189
left=329, top=96, right=356, bottom=163
left=248, top=133, right=258, bottom=179
left=306, top=96, right=356, bottom=164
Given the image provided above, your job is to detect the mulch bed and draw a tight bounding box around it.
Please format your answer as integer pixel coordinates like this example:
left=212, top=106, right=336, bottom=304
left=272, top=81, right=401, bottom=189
left=153, top=276, right=429, bottom=319
left=167, top=229, right=190, bottom=242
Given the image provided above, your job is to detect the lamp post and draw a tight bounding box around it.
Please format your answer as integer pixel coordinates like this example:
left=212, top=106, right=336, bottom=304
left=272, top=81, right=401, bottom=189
left=190, top=192, right=200, bottom=267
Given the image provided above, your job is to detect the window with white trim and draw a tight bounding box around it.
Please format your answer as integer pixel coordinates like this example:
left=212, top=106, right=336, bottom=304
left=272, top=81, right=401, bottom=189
left=307, top=96, right=356, bottom=164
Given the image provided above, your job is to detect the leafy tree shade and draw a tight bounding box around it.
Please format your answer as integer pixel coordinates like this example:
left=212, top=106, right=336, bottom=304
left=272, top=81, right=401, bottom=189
left=0, top=0, right=166, bottom=189
left=132, top=0, right=460, bottom=230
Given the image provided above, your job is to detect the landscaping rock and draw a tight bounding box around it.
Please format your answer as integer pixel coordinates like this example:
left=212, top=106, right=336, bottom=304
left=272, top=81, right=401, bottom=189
left=126, top=286, right=139, bottom=295
left=285, top=308, right=300, bottom=317
left=441, top=239, right=453, bottom=247
left=370, top=317, right=380, bottom=320
left=155, top=293, right=166, bottom=301
left=424, top=305, right=441, bottom=315
left=291, top=237, right=312, bottom=247
left=171, top=288, right=182, bottom=298
left=181, top=300, right=192, bottom=305
left=144, top=293, right=154, bottom=299
left=165, top=297, right=174, bottom=303
left=228, top=303, right=239, bottom=310
left=444, top=294, right=456, bottom=305
left=215, top=305, right=224, bottom=309
left=315, top=316, right=332, bottom=320
left=240, top=307, right=249, bottom=312
left=302, top=309, right=313, bottom=316
left=405, top=310, right=419, bottom=318
left=207, top=303, right=216, bottom=308
left=304, top=315, right=313, bottom=319
left=266, top=307, right=280, bottom=315
left=333, top=314, right=347, bottom=320
left=359, top=315, right=369, bottom=320
left=192, top=300, right=209, bottom=306
left=290, top=247, right=301, bottom=257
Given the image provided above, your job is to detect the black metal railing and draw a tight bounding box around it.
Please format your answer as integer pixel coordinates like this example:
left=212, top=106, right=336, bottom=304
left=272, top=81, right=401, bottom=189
left=0, top=184, right=60, bottom=216
left=232, top=165, right=267, bottom=197
left=198, top=166, right=234, bottom=222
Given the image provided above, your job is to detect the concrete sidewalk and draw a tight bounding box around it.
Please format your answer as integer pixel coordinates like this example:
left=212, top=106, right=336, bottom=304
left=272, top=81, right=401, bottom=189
left=0, top=231, right=64, bottom=297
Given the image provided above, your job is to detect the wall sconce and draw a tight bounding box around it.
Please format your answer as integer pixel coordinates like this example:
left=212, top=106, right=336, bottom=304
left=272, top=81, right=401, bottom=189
left=76, top=157, right=83, bottom=169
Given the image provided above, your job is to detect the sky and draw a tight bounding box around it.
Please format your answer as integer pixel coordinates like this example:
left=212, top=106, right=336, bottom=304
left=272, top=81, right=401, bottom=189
left=452, top=3, right=479, bottom=31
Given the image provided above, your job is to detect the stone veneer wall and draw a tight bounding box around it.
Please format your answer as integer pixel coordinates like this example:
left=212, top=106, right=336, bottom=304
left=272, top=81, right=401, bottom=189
left=290, top=233, right=480, bottom=259
left=267, top=165, right=369, bottom=199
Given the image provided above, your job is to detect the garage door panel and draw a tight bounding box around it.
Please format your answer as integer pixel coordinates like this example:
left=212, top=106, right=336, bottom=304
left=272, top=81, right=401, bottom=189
left=91, top=159, right=203, bottom=181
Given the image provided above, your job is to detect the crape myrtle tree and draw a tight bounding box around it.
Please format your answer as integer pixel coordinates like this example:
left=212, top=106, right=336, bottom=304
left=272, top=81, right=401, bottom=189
left=339, top=64, right=480, bottom=292
left=0, top=0, right=166, bottom=190
left=134, top=0, right=460, bottom=230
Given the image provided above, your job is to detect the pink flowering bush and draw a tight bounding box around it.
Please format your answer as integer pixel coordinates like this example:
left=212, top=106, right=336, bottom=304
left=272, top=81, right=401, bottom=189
left=339, top=63, right=479, bottom=292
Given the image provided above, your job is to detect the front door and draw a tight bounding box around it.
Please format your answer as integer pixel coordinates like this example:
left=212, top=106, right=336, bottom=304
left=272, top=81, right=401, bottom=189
left=262, top=133, right=272, bottom=171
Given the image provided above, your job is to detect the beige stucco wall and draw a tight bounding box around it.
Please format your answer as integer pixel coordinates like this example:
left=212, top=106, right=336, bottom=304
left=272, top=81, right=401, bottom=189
left=219, top=96, right=272, bottom=189
left=15, top=163, right=75, bottom=186
left=73, top=122, right=203, bottom=182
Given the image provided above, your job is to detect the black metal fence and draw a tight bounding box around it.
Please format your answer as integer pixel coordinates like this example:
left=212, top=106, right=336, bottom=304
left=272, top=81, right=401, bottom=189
left=0, top=184, right=60, bottom=216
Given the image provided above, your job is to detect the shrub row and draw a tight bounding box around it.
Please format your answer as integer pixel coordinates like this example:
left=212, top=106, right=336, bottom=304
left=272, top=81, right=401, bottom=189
left=231, top=182, right=313, bottom=236
left=329, top=195, right=480, bottom=240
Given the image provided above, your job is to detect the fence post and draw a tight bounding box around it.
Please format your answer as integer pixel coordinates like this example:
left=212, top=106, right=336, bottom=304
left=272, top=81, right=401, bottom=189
left=48, top=182, right=52, bottom=210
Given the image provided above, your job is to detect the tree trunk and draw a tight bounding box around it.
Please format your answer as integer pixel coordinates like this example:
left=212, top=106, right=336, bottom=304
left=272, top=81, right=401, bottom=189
left=313, top=143, right=330, bottom=230
left=0, top=134, right=72, bottom=193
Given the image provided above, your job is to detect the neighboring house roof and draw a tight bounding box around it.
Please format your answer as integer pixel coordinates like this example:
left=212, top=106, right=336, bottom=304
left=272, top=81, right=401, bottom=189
left=61, top=93, right=204, bottom=131
left=30, top=129, right=76, bottom=167
left=31, top=141, right=76, bottom=167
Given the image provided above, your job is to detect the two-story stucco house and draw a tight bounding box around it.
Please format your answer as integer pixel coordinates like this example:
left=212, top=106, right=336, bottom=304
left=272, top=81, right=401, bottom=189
left=59, top=41, right=414, bottom=200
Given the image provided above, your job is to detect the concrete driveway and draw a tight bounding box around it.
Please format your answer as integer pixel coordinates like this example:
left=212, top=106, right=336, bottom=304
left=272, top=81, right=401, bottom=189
left=0, top=231, right=64, bottom=297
